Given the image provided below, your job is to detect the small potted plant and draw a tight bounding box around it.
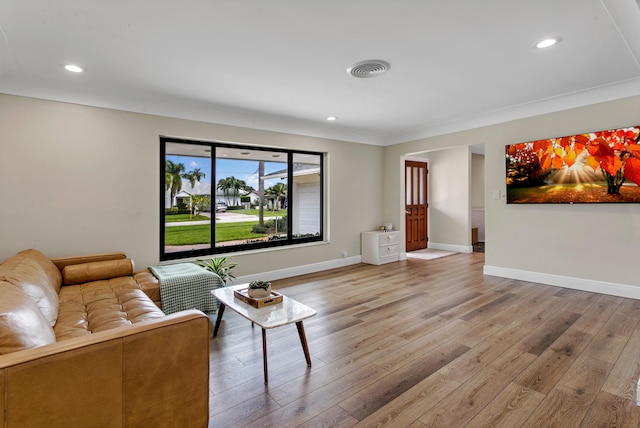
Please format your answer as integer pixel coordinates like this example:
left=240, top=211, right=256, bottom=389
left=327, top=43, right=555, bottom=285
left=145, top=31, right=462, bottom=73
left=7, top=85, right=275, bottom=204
left=248, top=280, right=271, bottom=298
left=195, top=256, right=237, bottom=285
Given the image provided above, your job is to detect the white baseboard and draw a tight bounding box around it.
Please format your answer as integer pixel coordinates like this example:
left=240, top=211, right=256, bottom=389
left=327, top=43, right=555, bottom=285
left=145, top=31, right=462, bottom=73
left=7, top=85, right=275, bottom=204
left=235, top=255, right=362, bottom=284
left=428, top=242, right=473, bottom=253
left=484, top=265, right=640, bottom=300
left=236, top=256, right=640, bottom=300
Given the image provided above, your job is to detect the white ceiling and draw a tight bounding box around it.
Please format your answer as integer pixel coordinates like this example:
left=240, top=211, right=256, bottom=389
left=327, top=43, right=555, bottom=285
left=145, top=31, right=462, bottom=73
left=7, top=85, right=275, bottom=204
left=1, top=0, right=639, bottom=146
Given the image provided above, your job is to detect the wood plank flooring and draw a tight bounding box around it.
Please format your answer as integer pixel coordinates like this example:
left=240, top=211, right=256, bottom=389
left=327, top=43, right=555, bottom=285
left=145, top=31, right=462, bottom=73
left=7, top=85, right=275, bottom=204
left=208, top=252, right=640, bottom=427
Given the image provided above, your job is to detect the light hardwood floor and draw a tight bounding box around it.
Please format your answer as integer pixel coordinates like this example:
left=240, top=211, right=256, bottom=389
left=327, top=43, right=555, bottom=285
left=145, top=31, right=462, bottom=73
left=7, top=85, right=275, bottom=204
left=208, top=252, right=640, bottom=427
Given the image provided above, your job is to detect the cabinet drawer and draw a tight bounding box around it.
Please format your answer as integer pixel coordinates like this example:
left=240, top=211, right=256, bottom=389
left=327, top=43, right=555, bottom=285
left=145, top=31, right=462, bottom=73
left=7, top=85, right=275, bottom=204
left=380, top=244, right=399, bottom=257
left=379, top=232, right=400, bottom=246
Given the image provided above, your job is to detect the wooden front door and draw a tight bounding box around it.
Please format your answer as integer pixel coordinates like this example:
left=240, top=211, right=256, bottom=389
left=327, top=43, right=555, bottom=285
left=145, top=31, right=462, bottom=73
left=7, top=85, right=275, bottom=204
left=405, top=160, right=428, bottom=252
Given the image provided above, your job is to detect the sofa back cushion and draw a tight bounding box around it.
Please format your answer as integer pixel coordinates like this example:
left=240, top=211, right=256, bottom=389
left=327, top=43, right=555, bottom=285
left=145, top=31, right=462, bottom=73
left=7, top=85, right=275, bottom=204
left=0, top=281, right=56, bottom=354
left=0, top=249, right=62, bottom=326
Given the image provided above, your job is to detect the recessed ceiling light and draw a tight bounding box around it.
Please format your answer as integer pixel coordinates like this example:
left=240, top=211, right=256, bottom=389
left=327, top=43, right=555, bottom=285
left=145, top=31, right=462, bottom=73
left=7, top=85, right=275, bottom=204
left=326, top=116, right=337, bottom=121
left=64, top=64, right=84, bottom=73
left=535, top=38, right=561, bottom=49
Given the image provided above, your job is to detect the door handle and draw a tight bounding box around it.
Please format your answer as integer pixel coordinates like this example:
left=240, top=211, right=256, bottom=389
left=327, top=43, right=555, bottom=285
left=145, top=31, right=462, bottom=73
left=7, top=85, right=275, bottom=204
left=405, top=210, right=410, bottom=214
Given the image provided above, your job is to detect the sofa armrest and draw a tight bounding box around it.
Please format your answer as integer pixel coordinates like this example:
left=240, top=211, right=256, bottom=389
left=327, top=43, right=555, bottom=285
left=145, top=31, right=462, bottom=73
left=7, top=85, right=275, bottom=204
left=50, top=252, right=128, bottom=272
left=0, top=310, right=210, bottom=428
left=134, top=269, right=162, bottom=306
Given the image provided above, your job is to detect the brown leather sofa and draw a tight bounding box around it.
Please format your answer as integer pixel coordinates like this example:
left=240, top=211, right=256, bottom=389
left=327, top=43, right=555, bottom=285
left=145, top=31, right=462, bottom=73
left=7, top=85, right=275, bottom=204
left=0, top=249, right=210, bottom=427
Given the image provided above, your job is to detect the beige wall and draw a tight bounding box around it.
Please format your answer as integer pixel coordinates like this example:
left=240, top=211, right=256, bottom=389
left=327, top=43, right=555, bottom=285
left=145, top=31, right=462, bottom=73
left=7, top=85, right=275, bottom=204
left=384, top=95, right=640, bottom=289
left=471, top=153, right=485, bottom=209
left=426, top=147, right=471, bottom=249
left=0, top=94, right=383, bottom=275
left=4, top=93, right=639, bottom=289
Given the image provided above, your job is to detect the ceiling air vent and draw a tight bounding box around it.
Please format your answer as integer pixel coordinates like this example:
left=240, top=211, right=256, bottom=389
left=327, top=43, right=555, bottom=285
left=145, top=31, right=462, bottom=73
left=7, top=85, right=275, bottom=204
left=347, top=60, right=390, bottom=78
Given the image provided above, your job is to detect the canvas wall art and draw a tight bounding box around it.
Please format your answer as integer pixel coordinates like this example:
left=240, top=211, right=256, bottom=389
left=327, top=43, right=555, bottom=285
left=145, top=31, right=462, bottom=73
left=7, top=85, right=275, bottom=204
left=506, top=126, right=640, bottom=204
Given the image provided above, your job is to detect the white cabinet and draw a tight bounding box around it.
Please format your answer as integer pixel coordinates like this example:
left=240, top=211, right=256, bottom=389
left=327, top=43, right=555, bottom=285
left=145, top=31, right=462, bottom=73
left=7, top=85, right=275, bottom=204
left=361, top=231, right=401, bottom=265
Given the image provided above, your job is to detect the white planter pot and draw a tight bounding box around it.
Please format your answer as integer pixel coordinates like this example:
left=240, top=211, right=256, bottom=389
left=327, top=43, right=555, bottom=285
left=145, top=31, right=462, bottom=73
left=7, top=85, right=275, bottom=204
left=248, top=286, right=271, bottom=298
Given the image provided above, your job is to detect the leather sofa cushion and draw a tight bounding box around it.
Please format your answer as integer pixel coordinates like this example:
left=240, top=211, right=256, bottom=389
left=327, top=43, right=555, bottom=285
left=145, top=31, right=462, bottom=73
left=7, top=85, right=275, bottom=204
left=54, top=277, right=165, bottom=341
left=62, top=258, right=134, bottom=285
left=0, top=281, right=56, bottom=354
left=0, top=249, right=62, bottom=326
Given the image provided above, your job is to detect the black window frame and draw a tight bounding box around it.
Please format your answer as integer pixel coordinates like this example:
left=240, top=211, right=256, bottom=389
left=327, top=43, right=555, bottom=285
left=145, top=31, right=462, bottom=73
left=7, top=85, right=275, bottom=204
left=160, top=136, right=324, bottom=261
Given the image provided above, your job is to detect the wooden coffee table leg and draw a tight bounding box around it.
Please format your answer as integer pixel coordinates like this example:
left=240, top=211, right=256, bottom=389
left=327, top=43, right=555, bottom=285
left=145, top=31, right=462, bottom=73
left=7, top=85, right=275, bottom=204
left=213, top=303, right=226, bottom=337
left=262, top=328, right=268, bottom=384
left=296, top=321, right=312, bottom=366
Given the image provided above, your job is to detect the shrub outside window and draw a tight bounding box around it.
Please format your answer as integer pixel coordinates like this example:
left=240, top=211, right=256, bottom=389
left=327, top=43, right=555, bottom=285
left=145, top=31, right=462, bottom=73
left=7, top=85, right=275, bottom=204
left=160, top=137, right=323, bottom=260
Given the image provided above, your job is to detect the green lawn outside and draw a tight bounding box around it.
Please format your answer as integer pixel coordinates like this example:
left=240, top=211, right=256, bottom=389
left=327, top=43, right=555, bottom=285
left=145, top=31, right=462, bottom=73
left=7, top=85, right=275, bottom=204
left=215, top=221, right=266, bottom=242
left=165, top=214, right=210, bottom=223
left=165, top=210, right=283, bottom=223
left=164, top=221, right=266, bottom=245
left=165, top=224, right=210, bottom=245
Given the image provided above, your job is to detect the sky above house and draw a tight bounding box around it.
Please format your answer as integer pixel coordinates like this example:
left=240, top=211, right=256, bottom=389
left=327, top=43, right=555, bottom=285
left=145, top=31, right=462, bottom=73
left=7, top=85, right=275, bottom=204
left=167, top=155, right=286, bottom=190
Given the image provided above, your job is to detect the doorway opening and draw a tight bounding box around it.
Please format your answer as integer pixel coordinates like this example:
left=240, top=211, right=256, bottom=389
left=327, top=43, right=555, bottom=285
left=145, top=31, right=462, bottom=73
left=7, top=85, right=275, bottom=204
left=471, top=145, right=485, bottom=253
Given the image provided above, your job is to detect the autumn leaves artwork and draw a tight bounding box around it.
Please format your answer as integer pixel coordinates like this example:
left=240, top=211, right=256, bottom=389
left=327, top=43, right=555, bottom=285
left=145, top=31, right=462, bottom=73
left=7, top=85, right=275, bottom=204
left=506, top=126, right=640, bottom=204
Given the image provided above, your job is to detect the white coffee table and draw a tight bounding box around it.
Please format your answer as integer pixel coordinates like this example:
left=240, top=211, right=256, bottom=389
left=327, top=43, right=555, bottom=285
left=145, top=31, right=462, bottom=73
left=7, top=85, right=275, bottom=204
left=212, top=284, right=317, bottom=384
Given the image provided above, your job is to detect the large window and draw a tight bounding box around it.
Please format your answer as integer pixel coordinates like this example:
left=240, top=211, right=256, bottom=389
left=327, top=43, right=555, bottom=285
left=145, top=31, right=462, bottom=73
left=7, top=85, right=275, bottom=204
left=160, top=137, right=324, bottom=260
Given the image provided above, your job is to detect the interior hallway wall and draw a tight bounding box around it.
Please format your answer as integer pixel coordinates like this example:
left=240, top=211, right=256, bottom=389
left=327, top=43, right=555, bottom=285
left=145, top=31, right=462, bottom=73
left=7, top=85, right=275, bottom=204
left=426, top=147, right=472, bottom=251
